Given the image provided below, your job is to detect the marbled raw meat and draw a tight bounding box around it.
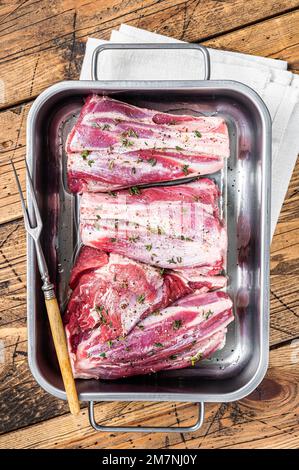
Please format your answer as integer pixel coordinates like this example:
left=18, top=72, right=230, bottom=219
left=66, top=95, right=229, bottom=192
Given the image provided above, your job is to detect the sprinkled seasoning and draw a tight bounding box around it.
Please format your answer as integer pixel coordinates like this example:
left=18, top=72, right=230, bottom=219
left=148, top=158, right=157, bottom=166
left=204, top=309, right=213, bottom=320
left=81, top=150, right=90, bottom=160
left=182, top=164, right=190, bottom=175
left=128, top=235, right=140, bottom=242
left=154, top=342, right=163, bottom=348
left=137, top=293, right=145, bottom=304
left=87, top=159, right=95, bottom=167
left=99, top=352, right=106, bottom=358
left=108, top=191, right=117, bottom=197
left=108, top=160, right=115, bottom=170
left=191, top=352, right=202, bottom=366
left=107, top=340, right=113, bottom=347
left=127, top=129, right=139, bottom=138
left=173, top=320, right=182, bottom=330
left=122, top=138, right=133, bottom=147
left=102, top=124, right=111, bottom=131
left=129, top=186, right=141, bottom=195
left=145, top=244, right=152, bottom=251
left=194, top=130, right=202, bottom=138
left=176, top=146, right=183, bottom=151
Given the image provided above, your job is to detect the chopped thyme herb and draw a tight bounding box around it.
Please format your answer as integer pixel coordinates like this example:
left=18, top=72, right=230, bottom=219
left=108, top=160, right=115, bottom=169
left=145, top=244, right=152, bottom=251
left=128, top=235, right=139, bottom=242
left=167, top=257, right=177, bottom=264
left=204, top=309, right=213, bottom=320
left=137, top=293, right=145, bottom=304
left=173, top=319, right=182, bottom=330
left=152, top=310, right=161, bottom=316
left=182, top=164, right=190, bottom=175
left=138, top=324, right=145, bottom=330
left=96, top=214, right=101, bottom=220
left=191, top=352, right=202, bottom=366
left=118, top=335, right=125, bottom=341
left=122, top=138, right=134, bottom=147
left=176, top=257, right=182, bottom=263
left=114, top=220, right=118, bottom=229
left=108, top=191, right=117, bottom=197
left=99, top=352, right=106, bottom=358
left=114, top=118, right=122, bottom=123
left=176, top=146, right=183, bottom=151
left=157, top=226, right=163, bottom=235
left=81, top=150, right=90, bottom=160
left=95, top=305, right=104, bottom=313
left=107, top=340, right=113, bottom=347
left=137, top=158, right=144, bottom=164
left=102, top=124, right=111, bottom=131
left=110, top=237, right=117, bottom=242
left=127, top=129, right=139, bottom=138
left=144, top=141, right=148, bottom=146
left=129, top=186, right=141, bottom=195
left=194, top=130, right=202, bottom=138
left=87, top=159, right=95, bottom=167
left=148, top=158, right=157, bottom=166
left=154, top=342, right=163, bottom=348
left=169, top=354, right=178, bottom=360
left=159, top=268, right=165, bottom=276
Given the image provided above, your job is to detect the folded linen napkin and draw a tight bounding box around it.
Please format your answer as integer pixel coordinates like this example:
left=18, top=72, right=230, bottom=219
left=80, top=24, right=299, bottom=238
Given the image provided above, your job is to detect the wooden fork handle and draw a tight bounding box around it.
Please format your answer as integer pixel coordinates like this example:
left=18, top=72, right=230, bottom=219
left=45, top=297, right=80, bottom=416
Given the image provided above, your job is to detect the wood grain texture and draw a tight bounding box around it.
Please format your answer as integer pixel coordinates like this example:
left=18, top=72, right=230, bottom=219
left=0, top=0, right=298, bottom=108
left=0, top=0, right=298, bottom=450
left=0, top=342, right=298, bottom=449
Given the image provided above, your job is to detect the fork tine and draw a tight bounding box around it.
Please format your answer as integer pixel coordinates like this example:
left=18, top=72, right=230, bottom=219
left=10, top=159, right=32, bottom=231
left=24, top=159, right=43, bottom=229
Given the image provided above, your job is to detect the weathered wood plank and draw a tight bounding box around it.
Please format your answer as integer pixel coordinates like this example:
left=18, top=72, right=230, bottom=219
left=206, top=8, right=299, bottom=69
left=0, top=341, right=297, bottom=449
left=0, top=1, right=298, bottom=108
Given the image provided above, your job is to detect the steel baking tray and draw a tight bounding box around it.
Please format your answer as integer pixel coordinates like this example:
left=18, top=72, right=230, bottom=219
left=27, top=44, right=271, bottom=433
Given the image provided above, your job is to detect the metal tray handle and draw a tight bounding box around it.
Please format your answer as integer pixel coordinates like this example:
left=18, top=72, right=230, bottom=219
left=91, top=43, right=211, bottom=81
left=88, top=401, right=204, bottom=433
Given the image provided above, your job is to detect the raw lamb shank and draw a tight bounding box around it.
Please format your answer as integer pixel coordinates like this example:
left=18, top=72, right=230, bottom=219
left=64, top=246, right=227, bottom=352
left=66, top=95, right=229, bottom=192
left=80, top=179, right=226, bottom=272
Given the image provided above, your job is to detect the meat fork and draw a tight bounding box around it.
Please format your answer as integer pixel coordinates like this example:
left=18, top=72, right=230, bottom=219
left=11, top=159, right=80, bottom=416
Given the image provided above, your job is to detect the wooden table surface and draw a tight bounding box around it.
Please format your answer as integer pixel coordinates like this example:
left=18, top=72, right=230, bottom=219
left=0, top=0, right=299, bottom=450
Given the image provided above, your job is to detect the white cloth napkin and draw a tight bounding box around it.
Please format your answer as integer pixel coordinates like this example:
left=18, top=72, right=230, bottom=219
left=80, top=24, right=299, bottom=238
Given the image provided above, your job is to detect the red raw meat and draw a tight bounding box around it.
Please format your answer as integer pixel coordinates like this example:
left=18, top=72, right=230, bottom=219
left=64, top=246, right=227, bottom=353
left=66, top=290, right=233, bottom=380
left=80, top=179, right=226, bottom=271
left=66, top=95, right=229, bottom=192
